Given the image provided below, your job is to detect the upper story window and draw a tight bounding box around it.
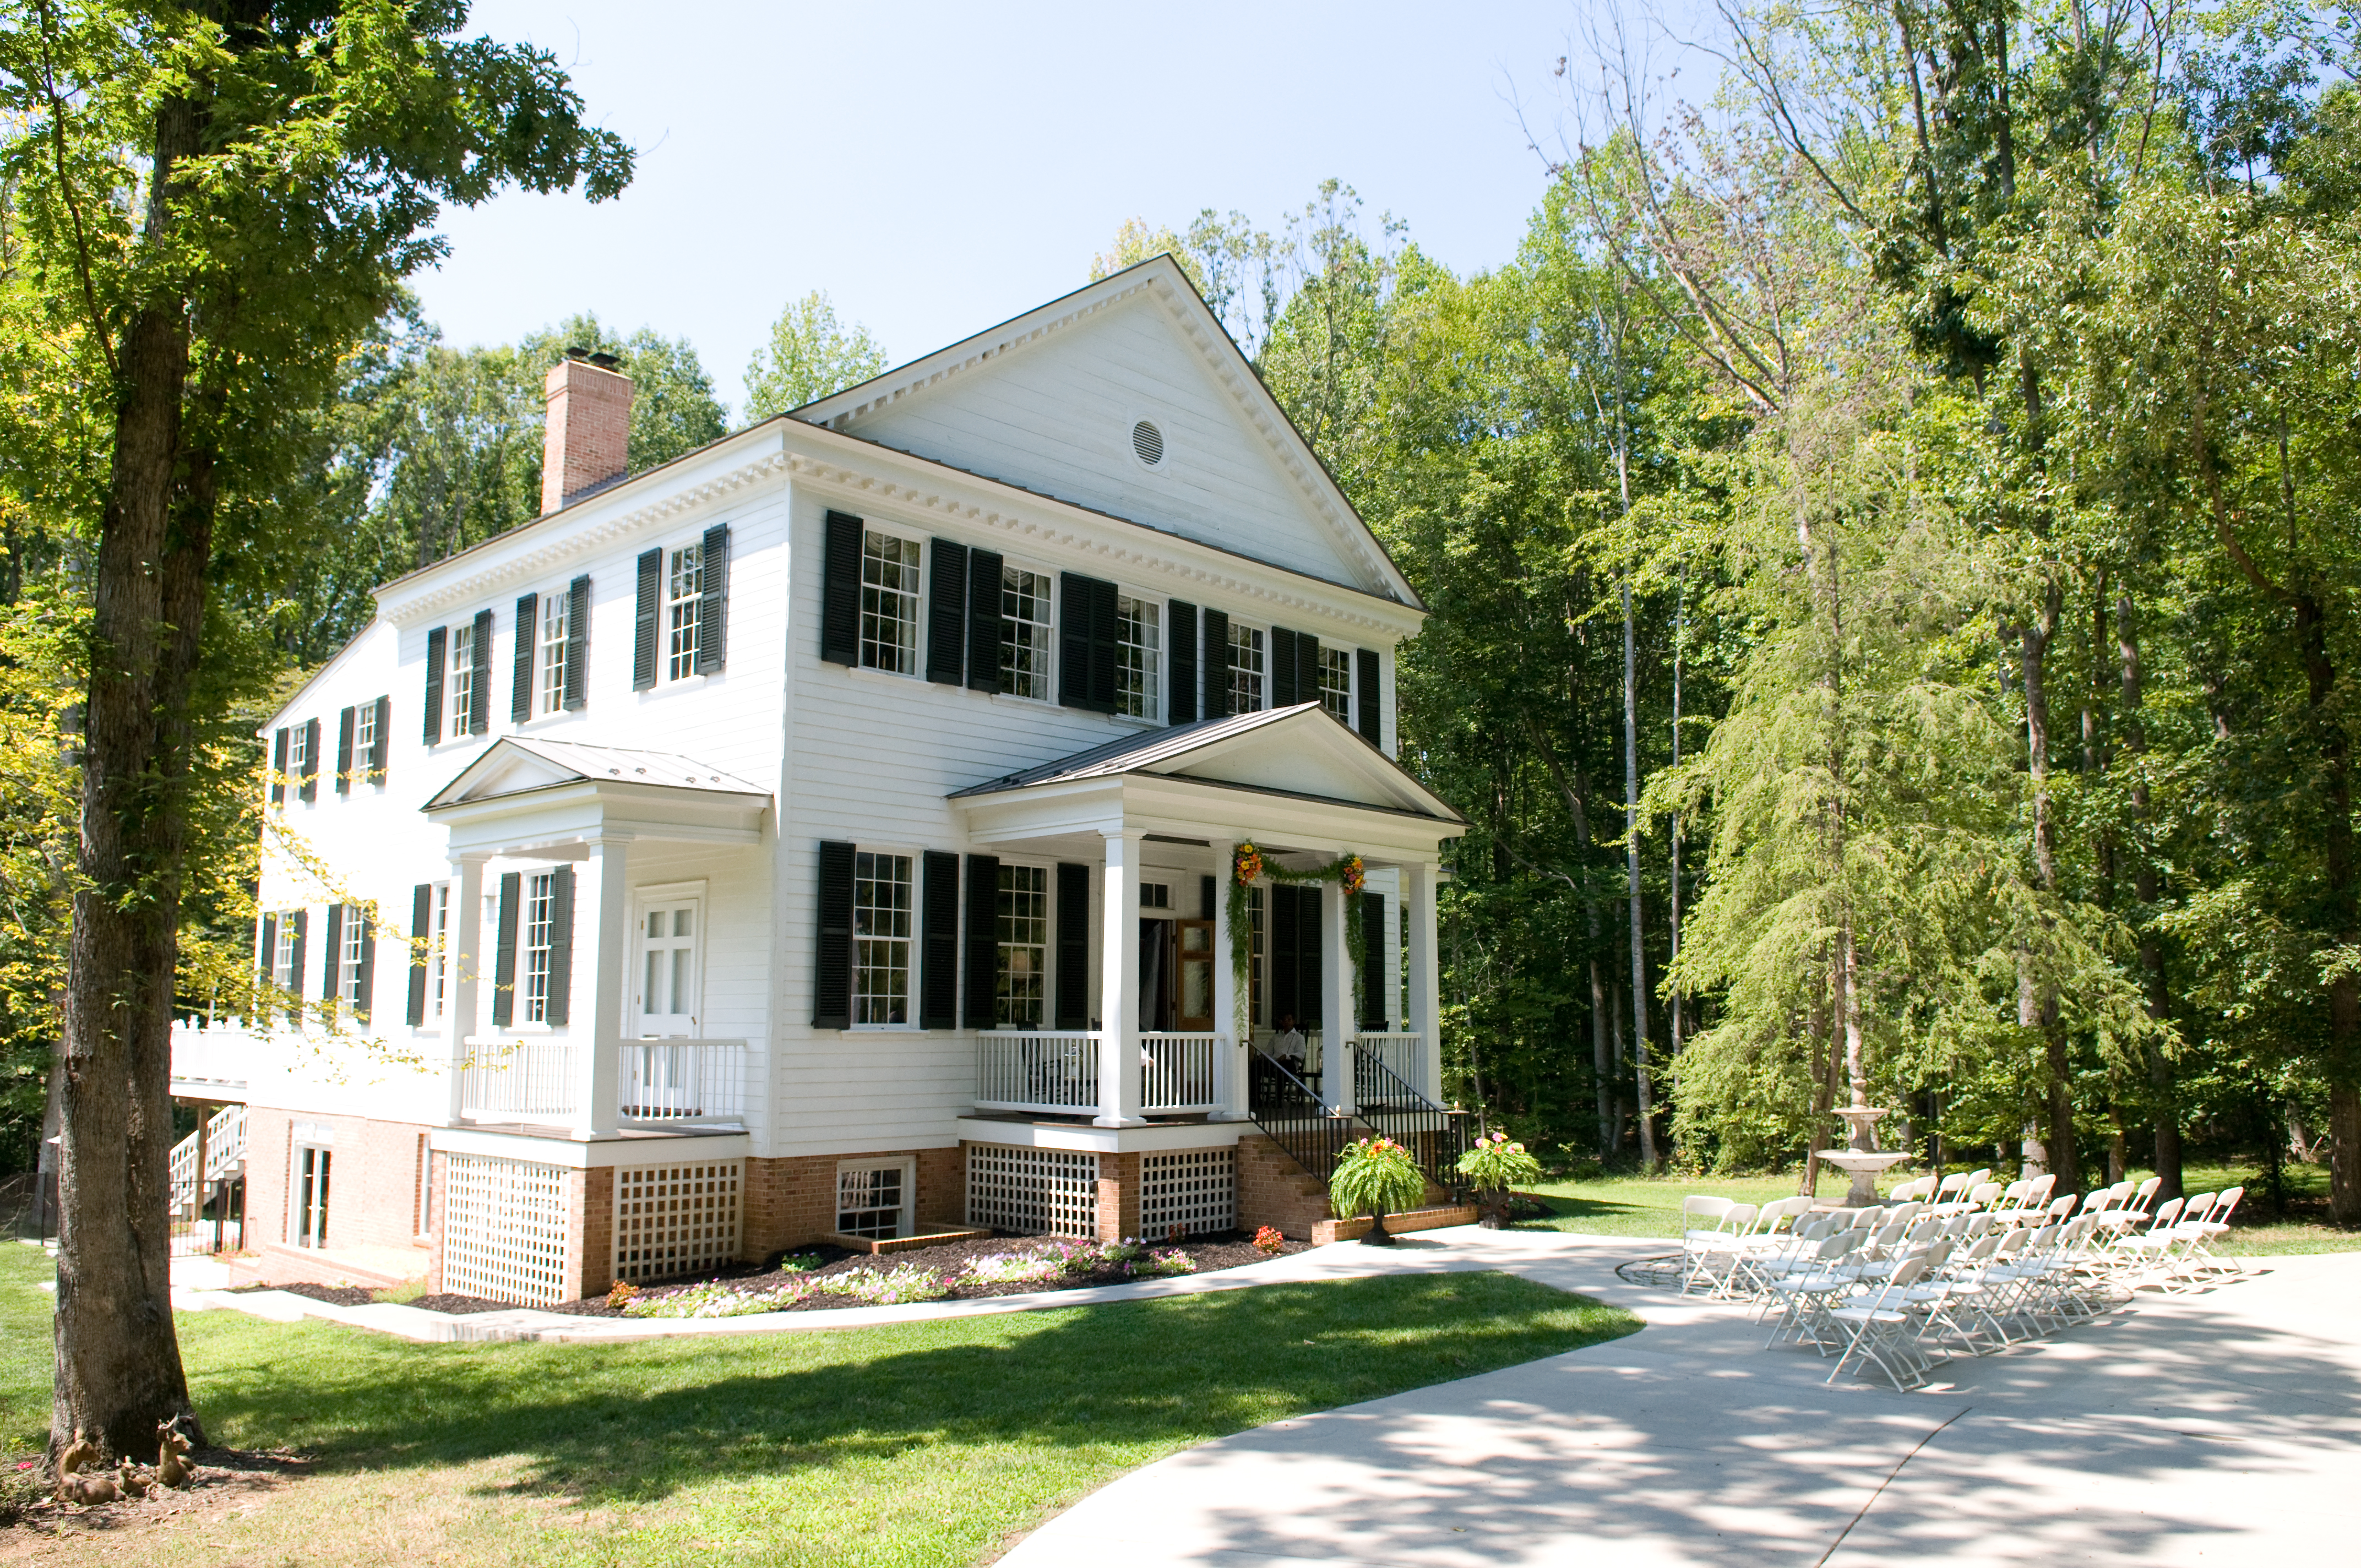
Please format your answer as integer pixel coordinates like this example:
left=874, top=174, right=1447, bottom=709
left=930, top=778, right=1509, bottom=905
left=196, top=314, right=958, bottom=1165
left=539, top=591, right=570, bottom=714
left=667, top=546, right=704, bottom=682
left=995, top=864, right=1048, bottom=1028
left=1117, top=595, right=1161, bottom=721
left=1319, top=646, right=1353, bottom=723
left=274, top=916, right=301, bottom=994
left=1229, top=624, right=1266, bottom=714
left=353, top=701, right=378, bottom=766
left=426, top=882, right=451, bottom=1023
left=448, top=622, right=476, bottom=733
left=1000, top=567, right=1053, bottom=700
left=861, top=531, right=921, bottom=674
left=290, top=720, right=312, bottom=778
left=335, top=903, right=367, bottom=1014
left=523, top=871, right=557, bottom=1025
left=853, top=851, right=912, bottom=1025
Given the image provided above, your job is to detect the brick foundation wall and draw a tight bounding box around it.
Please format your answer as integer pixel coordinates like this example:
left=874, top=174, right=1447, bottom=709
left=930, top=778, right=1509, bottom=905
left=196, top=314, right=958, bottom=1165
left=743, top=1148, right=960, bottom=1258
left=1094, top=1151, right=1141, bottom=1242
left=237, top=1106, right=434, bottom=1285
left=1236, top=1133, right=1332, bottom=1239
left=1312, top=1204, right=1479, bottom=1245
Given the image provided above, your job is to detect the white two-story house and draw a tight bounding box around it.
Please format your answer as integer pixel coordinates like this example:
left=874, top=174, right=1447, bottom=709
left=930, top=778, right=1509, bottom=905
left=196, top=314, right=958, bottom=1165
left=168, top=257, right=1466, bottom=1306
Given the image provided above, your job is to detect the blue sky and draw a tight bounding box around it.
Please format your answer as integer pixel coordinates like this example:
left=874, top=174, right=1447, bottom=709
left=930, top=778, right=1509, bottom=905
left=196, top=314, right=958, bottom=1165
left=410, top=1, right=1649, bottom=415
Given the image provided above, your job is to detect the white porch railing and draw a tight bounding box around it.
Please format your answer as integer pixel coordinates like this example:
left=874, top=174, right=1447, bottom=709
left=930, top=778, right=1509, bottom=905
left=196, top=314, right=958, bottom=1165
left=1140, top=1032, right=1221, bottom=1114
left=619, top=1039, right=748, bottom=1124
left=170, top=1017, right=255, bottom=1091
left=167, top=1103, right=246, bottom=1215
left=1355, top=1032, right=1430, bottom=1101
left=460, top=1036, right=581, bottom=1123
left=977, top=1032, right=1100, bottom=1115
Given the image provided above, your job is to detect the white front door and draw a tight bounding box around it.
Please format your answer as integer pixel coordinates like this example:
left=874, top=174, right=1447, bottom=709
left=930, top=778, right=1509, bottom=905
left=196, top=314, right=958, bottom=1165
left=634, top=896, right=701, bottom=1037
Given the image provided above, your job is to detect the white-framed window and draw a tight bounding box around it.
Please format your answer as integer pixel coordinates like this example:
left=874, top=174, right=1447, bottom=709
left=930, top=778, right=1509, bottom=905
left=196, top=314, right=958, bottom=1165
left=290, top=721, right=312, bottom=778
left=1140, top=881, right=1172, bottom=911
left=427, top=882, right=451, bottom=1023
left=1229, top=623, right=1266, bottom=714
left=523, top=871, right=556, bottom=1025
left=1249, top=884, right=1266, bottom=1026
left=1117, top=595, right=1161, bottom=721
left=336, top=903, right=366, bottom=1014
left=996, top=864, right=1049, bottom=1028
left=860, top=530, right=922, bottom=674
left=836, top=1158, right=914, bottom=1240
left=853, top=851, right=913, bottom=1026
left=273, top=914, right=301, bottom=993
left=1000, top=565, right=1053, bottom=700
left=667, top=545, right=704, bottom=682
left=539, top=590, right=570, bottom=714
left=293, top=1144, right=331, bottom=1249
left=1319, top=646, right=1353, bottom=723
left=353, top=701, right=378, bottom=769
left=449, top=620, right=475, bottom=733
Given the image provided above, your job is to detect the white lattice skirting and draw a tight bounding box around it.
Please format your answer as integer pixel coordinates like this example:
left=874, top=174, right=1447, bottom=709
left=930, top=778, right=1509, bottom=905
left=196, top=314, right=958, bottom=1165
left=1141, top=1147, right=1236, bottom=1239
left=442, top=1154, right=570, bottom=1307
left=966, top=1144, right=1100, bottom=1238
left=613, top=1161, right=743, bottom=1286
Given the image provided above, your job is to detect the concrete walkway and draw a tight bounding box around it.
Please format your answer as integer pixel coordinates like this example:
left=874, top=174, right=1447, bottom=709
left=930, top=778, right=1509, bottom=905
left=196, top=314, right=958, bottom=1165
left=998, top=1230, right=2361, bottom=1567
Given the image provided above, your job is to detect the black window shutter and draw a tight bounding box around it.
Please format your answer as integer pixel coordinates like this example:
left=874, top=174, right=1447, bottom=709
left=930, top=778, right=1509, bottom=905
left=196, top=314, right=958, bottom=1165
left=1298, top=885, right=1323, bottom=1027
left=1298, top=633, right=1322, bottom=711
left=1271, top=628, right=1299, bottom=707
left=966, top=549, right=1004, bottom=693
left=1202, top=609, right=1231, bottom=718
left=491, top=873, right=520, bottom=1027
left=300, top=717, right=320, bottom=802
left=697, top=523, right=731, bottom=673
left=1054, top=862, right=1090, bottom=1030
left=406, top=884, right=431, bottom=1026
left=544, top=866, right=575, bottom=1026
left=926, top=538, right=968, bottom=685
left=321, top=903, right=344, bottom=1003
left=920, top=851, right=960, bottom=1027
left=1200, top=874, right=1217, bottom=921
left=821, top=511, right=863, bottom=666
left=356, top=906, right=377, bottom=1021
left=1271, top=884, right=1300, bottom=1027
left=1168, top=600, right=1198, bottom=724
left=564, top=576, right=590, bottom=710
left=371, top=695, right=390, bottom=780
left=335, top=707, right=355, bottom=797
left=287, top=910, right=307, bottom=1024
left=1359, top=891, right=1387, bottom=1028
left=1357, top=648, right=1381, bottom=742
left=468, top=609, right=493, bottom=733
left=964, top=853, right=1000, bottom=1027
left=813, top=841, right=856, bottom=1028
left=423, top=627, right=446, bottom=744
left=511, top=592, right=538, bottom=721
left=259, top=911, right=278, bottom=994
left=271, top=728, right=289, bottom=805
left=633, top=548, right=662, bottom=690
left=1089, top=578, right=1120, bottom=711
left=1058, top=572, right=1093, bottom=710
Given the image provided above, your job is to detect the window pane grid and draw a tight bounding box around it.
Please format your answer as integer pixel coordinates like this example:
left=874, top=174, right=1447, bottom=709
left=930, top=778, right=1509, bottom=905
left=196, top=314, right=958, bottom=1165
left=1230, top=625, right=1265, bottom=714
left=449, top=622, right=474, bottom=733
left=524, top=872, right=554, bottom=1024
left=837, top=1166, right=906, bottom=1239
left=996, top=864, right=1048, bottom=1028
left=354, top=702, right=377, bottom=756
left=339, top=903, right=365, bottom=1010
left=429, top=883, right=450, bottom=1020
left=854, top=851, right=912, bottom=1025
left=1117, top=596, right=1160, bottom=721
left=861, top=532, right=921, bottom=674
left=1000, top=568, right=1052, bottom=700
left=667, top=546, right=704, bottom=682
left=1319, top=646, right=1352, bottom=722
left=540, top=591, right=570, bottom=713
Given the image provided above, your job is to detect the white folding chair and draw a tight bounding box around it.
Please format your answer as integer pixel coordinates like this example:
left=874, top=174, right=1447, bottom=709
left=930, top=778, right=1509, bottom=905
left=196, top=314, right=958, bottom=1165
left=1826, top=1256, right=1934, bottom=1391
left=1679, top=1196, right=1738, bottom=1293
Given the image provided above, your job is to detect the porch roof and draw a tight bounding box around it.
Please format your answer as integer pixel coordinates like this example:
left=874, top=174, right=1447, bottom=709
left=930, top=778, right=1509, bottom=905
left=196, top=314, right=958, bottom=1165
left=423, top=738, right=771, bottom=854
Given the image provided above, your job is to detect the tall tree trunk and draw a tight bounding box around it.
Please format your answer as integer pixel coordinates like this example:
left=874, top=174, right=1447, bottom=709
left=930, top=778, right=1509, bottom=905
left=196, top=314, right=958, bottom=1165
left=1669, top=569, right=1685, bottom=1059
left=2117, top=593, right=2181, bottom=1200
left=1623, top=573, right=1656, bottom=1167
left=2298, top=587, right=2361, bottom=1225
left=2022, top=590, right=2081, bottom=1197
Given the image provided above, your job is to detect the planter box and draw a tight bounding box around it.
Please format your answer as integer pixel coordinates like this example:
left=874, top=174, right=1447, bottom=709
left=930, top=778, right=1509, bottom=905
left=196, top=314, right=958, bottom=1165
left=1312, top=1204, right=1479, bottom=1245
left=826, top=1224, right=993, bottom=1256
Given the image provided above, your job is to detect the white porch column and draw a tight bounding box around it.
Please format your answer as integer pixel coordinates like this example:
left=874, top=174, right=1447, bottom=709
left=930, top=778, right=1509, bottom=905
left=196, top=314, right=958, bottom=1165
left=1208, top=839, right=1248, bottom=1121
left=1406, top=858, right=1443, bottom=1103
left=1321, top=876, right=1356, bottom=1117
left=572, top=835, right=630, bottom=1138
left=445, top=853, right=488, bottom=1125
left=1096, top=829, right=1146, bottom=1127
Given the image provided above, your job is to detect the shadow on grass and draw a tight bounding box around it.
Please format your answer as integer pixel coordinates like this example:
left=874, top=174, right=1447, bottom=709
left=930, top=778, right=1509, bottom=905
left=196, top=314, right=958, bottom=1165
left=184, top=1272, right=1638, bottom=1510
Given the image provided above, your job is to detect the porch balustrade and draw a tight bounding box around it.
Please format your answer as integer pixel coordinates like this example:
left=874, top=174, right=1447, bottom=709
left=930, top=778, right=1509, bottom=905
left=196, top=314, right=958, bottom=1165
left=619, top=1039, right=748, bottom=1124
left=1139, top=1032, right=1221, bottom=1114
left=1353, top=1032, right=1429, bottom=1101
left=459, top=1036, right=581, bottom=1123
left=977, top=1031, right=1101, bottom=1115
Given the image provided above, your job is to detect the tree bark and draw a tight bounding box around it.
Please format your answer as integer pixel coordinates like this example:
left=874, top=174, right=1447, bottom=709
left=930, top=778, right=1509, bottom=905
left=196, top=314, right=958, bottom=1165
left=2117, top=593, right=2181, bottom=1200
left=1623, top=574, right=1657, bottom=1168
left=2022, top=591, right=2081, bottom=1197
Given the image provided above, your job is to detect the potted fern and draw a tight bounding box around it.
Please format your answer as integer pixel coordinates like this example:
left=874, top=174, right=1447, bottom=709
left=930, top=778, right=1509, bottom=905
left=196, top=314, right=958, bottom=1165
left=1456, top=1130, right=1543, bottom=1228
left=1329, top=1136, right=1428, bottom=1246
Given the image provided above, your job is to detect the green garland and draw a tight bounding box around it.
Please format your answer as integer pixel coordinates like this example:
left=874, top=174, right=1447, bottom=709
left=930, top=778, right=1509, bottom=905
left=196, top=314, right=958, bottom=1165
left=1225, top=843, right=1366, bottom=1045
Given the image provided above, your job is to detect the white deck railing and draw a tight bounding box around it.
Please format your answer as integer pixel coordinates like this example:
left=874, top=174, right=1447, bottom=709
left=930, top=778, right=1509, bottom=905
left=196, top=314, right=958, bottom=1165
left=977, top=1031, right=1101, bottom=1115
left=167, top=1103, right=246, bottom=1215
left=1140, top=1032, right=1221, bottom=1113
left=1354, top=1032, right=1430, bottom=1100
left=459, top=1037, right=581, bottom=1123
left=619, top=1039, right=748, bottom=1124
left=169, top=1017, right=256, bottom=1090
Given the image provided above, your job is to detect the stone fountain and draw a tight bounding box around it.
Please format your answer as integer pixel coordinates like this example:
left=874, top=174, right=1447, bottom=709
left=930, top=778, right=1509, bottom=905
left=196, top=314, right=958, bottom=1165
left=1815, top=1106, right=1911, bottom=1208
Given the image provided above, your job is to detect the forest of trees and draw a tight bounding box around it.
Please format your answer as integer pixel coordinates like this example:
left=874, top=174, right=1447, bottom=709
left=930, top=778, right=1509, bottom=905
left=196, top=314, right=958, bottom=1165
left=6, top=1, right=2358, bottom=1238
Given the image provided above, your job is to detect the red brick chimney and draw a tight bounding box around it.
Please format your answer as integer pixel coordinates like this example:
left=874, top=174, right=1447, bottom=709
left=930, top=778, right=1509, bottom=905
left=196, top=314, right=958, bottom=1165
left=540, top=349, right=633, bottom=514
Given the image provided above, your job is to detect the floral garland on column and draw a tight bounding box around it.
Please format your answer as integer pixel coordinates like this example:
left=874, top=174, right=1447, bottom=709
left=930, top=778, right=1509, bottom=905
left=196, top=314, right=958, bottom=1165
left=1226, top=842, right=1366, bottom=1044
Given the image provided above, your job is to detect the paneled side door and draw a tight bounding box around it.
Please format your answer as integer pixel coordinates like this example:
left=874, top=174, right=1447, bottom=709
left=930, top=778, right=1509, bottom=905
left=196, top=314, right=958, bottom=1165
left=633, top=895, right=702, bottom=1037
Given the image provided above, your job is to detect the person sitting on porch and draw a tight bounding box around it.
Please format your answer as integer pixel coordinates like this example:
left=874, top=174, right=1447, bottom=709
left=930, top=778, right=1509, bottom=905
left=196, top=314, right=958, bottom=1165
left=1267, top=1014, right=1307, bottom=1076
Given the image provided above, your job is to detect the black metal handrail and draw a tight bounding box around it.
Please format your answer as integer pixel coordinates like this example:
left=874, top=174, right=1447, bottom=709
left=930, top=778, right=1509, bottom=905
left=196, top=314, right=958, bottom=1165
left=1247, top=1053, right=1353, bottom=1189
left=1352, top=1052, right=1476, bottom=1200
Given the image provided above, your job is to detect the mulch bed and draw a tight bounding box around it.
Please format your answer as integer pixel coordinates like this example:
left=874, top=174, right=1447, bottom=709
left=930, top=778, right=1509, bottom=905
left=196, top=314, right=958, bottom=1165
left=226, top=1281, right=377, bottom=1308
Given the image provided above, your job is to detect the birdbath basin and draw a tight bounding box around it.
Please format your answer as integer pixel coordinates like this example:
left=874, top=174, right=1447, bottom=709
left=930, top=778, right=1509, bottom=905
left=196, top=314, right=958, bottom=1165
left=1816, top=1149, right=1911, bottom=1208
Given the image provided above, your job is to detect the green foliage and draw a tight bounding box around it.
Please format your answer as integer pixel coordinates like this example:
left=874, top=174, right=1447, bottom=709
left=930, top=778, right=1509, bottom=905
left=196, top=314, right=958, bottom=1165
left=1329, top=1136, right=1429, bottom=1218
left=1456, top=1130, right=1544, bottom=1193
left=741, top=290, right=889, bottom=420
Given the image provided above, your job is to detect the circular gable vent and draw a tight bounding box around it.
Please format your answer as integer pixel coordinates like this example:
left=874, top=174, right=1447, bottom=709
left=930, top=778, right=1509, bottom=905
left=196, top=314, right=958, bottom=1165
left=1130, top=418, right=1166, bottom=468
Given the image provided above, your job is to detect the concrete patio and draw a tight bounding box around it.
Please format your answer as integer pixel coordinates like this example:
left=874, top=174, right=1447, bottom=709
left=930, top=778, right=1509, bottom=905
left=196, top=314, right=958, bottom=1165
left=1000, top=1229, right=2361, bottom=1567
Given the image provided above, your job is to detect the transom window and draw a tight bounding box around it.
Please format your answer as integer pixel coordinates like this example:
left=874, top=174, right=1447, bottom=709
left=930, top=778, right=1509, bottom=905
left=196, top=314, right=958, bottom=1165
left=1319, top=646, right=1353, bottom=723
left=861, top=531, right=921, bottom=674
left=996, top=864, right=1048, bottom=1028
left=448, top=621, right=475, bottom=733
left=999, top=566, right=1053, bottom=700
left=1140, top=882, right=1172, bottom=910
left=1229, top=624, right=1265, bottom=714
left=1117, top=595, right=1161, bottom=721
left=336, top=903, right=366, bottom=1013
left=667, top=546, right=704, bottom=681
left=837, top=1163, right=909, bottom=1239
left=854, top=851, right=912, bottom=1026
left=523, top=871, right=556, bottom=1025
left=539, top=591, right=570, bottom=714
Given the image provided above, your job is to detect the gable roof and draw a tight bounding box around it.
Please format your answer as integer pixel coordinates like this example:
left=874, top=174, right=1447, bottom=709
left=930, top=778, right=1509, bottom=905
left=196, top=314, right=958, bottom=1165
left=793, top=255, right=1422, bottom=609
left=423, top=737, right=769, bottom=812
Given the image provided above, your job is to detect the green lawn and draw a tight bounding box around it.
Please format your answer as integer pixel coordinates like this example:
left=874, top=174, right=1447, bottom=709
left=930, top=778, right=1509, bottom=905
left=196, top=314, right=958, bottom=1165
left=1513, top=1159, right=2361, bottom=1256
left=0, top=1245, right=1635, bottom=1566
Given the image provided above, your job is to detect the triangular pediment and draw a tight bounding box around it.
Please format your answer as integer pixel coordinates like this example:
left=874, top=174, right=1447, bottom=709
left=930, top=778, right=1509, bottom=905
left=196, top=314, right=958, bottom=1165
left=425, top=738, right=769, bottom=812
left=795, top=258, right=1418, bottom=605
